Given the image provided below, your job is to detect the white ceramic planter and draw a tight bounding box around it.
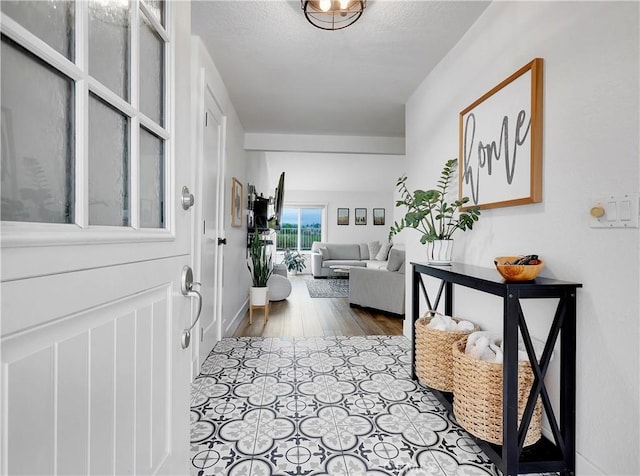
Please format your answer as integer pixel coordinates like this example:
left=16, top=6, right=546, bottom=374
left=250, top=286, right=269, bottom=305
left=427, top=240, right=454, bottom=265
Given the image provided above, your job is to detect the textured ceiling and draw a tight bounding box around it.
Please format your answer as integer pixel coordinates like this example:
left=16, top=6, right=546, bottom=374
left=191, top=1, right=490, bottom=138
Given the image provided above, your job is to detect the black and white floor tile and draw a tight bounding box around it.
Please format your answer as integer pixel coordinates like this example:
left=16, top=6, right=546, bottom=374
left=190, top=335, right=498, bottom=476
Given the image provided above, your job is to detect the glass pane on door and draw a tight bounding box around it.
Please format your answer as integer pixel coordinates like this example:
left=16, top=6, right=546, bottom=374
left=1, top=0, right=74, bottom=60
left=88, top=0, right=129, bottom=100
left=88, top=94, right=129, bottom=226
left=139, top=13, right=164, bottom=126
left=139, top=127, right=164, bottom=228
left=1, top=37, right=74, bottom=224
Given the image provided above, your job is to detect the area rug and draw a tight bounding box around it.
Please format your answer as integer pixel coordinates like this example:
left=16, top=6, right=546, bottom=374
left=305, top=277, right=349, bottom=298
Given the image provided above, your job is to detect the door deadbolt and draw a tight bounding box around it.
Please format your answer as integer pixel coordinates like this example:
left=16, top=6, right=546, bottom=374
left=181, top=186, right=195, bottom=210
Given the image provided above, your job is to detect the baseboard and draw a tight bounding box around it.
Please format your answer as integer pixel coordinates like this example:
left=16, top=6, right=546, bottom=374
left=576, top=453, right=605, bottom=475
left=349, top=302, right=405, bottom=319
left=224, top=298, right=249, bottom=337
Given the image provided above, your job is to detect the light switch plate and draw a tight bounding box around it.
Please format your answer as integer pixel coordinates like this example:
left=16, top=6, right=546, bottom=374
left=590, top=193, right=639, bottom=228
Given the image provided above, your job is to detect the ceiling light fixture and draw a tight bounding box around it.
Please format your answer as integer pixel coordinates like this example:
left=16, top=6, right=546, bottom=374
left=301, top=0, right=366, bottom=31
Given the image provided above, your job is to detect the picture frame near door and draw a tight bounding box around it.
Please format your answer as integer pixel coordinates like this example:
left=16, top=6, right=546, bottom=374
left=355, top=208, right=367, bottom=225
left=337, top=207, right=349, bottom=225
left=231, top=177, right=243, bottom=227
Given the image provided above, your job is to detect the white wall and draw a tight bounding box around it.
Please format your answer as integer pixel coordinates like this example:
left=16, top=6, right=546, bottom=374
left=264, top=151, right=404, bottom=193
left=401, top=2, right=639, bottom=475
left=193, top=38, right=250, bottom=337
left=285, top=189, right=393, bottom=245
left=246, top=150, right=271, bottom=197
left=255, top=151, right=403, bottom=245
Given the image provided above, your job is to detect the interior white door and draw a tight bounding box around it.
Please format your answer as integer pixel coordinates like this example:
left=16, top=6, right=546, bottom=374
left=193, top=87, right=225, bottom=373
left=0, top=2, right=193, bottom=474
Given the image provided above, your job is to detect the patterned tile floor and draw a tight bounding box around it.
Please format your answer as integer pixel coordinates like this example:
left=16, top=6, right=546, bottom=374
left=190, top=335, right=499, bottom=476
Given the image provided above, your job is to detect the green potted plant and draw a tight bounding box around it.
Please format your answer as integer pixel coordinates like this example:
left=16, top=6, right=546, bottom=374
left=389, top=158, right=481, bottom=264
left=283, top=249, right=306, bottom=275
left=247, top=232, right=273, bottom=304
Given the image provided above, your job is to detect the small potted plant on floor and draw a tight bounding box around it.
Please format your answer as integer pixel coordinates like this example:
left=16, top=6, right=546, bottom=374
left=389, top=158, right=481, bottom=264
left=247, top=232, right=273, bottom=304
left=283, top=249, right=306, bottom=275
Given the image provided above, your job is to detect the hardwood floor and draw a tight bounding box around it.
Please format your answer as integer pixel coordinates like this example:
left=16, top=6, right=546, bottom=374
left=233, top=274, right=404, bottom=338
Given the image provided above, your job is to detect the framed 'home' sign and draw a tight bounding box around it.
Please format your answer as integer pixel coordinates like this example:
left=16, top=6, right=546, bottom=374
left=459, top=58, right=543, bottom=210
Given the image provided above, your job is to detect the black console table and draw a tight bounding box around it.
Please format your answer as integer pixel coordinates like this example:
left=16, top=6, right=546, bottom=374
left=411, top=262, right=582, bottom=476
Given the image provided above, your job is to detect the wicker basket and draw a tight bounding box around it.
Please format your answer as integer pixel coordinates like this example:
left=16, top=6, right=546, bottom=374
left=452, top=339, right=542, bottom=446
left=415, top=312, right=479, bottom=392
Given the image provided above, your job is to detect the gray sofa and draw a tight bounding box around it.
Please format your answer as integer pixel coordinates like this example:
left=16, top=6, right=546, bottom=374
left=310, top=242, right=390, bottom=278
left=349, top=248, right=405, bottom=315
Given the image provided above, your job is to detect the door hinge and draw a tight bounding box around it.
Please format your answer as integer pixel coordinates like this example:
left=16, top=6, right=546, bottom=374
left=203, top=220, right=206, bottom=234
left=205, top=111, right=208, bottom=127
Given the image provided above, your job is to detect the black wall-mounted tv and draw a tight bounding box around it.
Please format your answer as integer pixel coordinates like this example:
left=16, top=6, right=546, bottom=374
left=273, top=172, right=285, bottom=229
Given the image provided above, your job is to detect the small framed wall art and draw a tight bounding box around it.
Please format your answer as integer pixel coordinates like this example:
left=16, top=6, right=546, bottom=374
left=355, top=208, right=367, bottom=225
left=337, top=208, right=349, bottom=225
left=231, top=177, right=243, bottom=227
left=373, top=208, right=385, bottom=225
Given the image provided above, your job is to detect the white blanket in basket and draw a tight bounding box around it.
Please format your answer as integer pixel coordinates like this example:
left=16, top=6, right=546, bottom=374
left=465, top=331, right=547, bottom=364
left=426, top=314, right=475, bottom=332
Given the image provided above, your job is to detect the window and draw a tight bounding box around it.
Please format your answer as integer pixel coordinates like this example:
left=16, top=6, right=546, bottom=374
left=1, top=0, right=169, bottom=234
left=278, top=206, right=323, bottom=252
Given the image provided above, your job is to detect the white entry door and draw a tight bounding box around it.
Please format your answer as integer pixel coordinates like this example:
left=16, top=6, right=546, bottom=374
left=1, top=2, right=193, bottom=474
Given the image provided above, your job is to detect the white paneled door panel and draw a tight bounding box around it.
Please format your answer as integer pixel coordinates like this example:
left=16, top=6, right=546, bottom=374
left=1, top=259, right=188, bottom=475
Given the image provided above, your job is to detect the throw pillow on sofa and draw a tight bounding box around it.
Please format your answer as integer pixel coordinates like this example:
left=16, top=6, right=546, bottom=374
left=319, top=247, right=330, bottom=259
left=375, top=242, right=392, bottom=261
left=387, top=249, right=404, bottom=271
left=367, top=241, right=381, bottom=260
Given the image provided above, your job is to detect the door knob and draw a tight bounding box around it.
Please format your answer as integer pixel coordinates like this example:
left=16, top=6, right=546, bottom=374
left=181, top=186, right=195, bottom=210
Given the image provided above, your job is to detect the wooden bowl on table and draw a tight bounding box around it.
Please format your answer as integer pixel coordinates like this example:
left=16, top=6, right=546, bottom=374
left=494, top=256, right=544, bottom=281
